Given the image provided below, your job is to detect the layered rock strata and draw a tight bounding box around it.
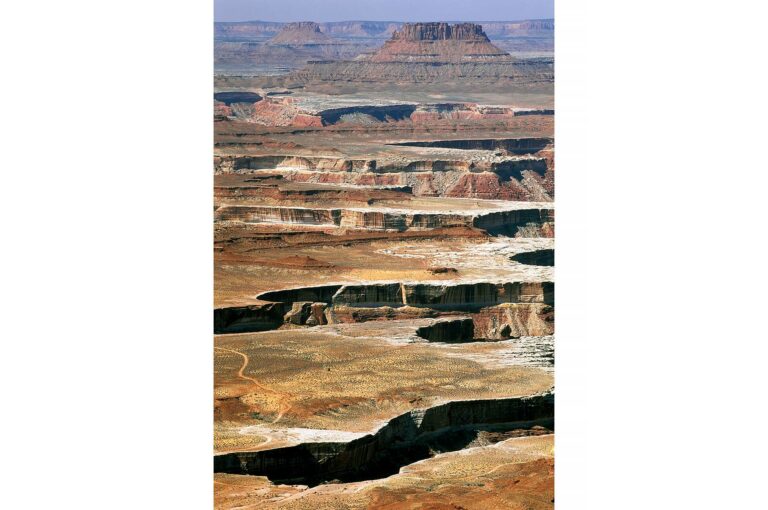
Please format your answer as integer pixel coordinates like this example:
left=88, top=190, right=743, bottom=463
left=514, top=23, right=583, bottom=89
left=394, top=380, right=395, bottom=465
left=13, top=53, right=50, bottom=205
left=214, top=204, right=554, bottom=235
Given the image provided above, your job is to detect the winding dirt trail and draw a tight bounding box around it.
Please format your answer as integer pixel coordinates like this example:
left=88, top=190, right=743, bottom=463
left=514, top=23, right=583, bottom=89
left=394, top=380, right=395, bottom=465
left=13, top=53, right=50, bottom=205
left=215, top=346, right=292, bottom=424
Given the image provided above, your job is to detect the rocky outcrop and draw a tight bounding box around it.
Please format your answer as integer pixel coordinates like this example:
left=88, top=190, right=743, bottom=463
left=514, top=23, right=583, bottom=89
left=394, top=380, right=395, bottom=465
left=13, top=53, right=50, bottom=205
left=472, top=303, right=554, bottom=339
left=283, top=301, right=329, bottom=326
left=398, top=23, right=486, bottom=41
left=325, top=305, right=439, bottom=324
left=213, top=393, right=554, bottom=484
left=249, top=98, right=323, bottom=127
left=473, top=209, right=554, bottom=237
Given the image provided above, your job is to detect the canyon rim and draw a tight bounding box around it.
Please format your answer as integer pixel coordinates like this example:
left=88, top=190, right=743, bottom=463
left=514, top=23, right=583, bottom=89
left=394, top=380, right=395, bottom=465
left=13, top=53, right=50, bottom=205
left=214, top=7, right=555, bottom=509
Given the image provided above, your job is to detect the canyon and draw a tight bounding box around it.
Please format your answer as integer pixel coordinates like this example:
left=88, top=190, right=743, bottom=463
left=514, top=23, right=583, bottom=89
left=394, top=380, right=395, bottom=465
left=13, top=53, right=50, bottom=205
left=214, top=19, right=555, bottom=509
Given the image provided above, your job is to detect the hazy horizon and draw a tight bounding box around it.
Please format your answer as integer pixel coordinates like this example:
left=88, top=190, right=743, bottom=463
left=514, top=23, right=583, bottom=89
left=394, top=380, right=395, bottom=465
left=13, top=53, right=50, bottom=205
left=215, top=17, right=554, bottom=24
left=215, top=0, right=554, bottom=23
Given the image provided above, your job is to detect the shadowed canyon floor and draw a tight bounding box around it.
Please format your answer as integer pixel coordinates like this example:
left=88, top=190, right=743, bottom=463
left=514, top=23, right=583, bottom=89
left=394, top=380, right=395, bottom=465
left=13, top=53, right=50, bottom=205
left=214, top=20, right=555, bottom=509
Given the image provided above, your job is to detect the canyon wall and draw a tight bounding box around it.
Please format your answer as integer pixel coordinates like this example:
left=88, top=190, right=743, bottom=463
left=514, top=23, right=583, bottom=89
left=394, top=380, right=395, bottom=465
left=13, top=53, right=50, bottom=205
left=214, top=394, right=554, bottom=484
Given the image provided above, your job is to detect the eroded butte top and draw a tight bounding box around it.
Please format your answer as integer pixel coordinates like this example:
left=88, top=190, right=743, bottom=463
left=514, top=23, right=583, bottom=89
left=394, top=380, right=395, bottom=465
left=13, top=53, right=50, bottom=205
left=369, top=22, right=513, bottom=63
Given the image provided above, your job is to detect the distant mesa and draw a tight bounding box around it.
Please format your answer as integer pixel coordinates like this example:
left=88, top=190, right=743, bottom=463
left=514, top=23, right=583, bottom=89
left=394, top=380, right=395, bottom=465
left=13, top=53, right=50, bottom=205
left=286, top=22, right=554, bottom=84
left=268, top=22, right=334, bottom=45
left=369, top=22, right=512, bottom=63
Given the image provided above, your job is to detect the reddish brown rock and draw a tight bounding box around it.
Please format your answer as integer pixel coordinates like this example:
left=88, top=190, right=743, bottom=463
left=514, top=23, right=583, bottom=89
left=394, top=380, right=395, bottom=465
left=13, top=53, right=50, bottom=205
left=250, top=98, right=323, bottom=127
left=370, top=22, right=512, bottom=64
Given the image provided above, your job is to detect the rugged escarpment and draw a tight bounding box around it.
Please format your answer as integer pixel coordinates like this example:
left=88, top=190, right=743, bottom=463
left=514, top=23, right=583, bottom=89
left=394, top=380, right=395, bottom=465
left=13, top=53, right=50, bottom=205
left=215, top=282, right=554, bottom=336
left=214, top=393, right=554, bottom=485
left=214, top=277, right=554, bottom=337
left=217, top=98, right=552, bottom=126
left=214, top=204, right=553, bottom=235
left=213, top=152, right=553, bottom=201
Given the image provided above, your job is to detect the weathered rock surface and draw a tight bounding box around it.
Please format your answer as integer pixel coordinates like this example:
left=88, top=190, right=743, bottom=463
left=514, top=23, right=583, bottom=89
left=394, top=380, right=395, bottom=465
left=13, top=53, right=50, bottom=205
left=214, top=204, right=554, bottom=236
left=472, top=303, right=554, bottom=338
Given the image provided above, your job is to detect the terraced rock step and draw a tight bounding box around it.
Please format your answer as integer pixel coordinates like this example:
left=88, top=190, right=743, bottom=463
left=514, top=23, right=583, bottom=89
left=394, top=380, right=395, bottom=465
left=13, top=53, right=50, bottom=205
left=258, top=281, right=554, bottom=308
left=214, top=154, right=548, bottom=175
left=214, top=281, right=554, bottom=335
left=214, top=204, right=554, bottom=236
left=214, top=393, right=554, bottom=485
